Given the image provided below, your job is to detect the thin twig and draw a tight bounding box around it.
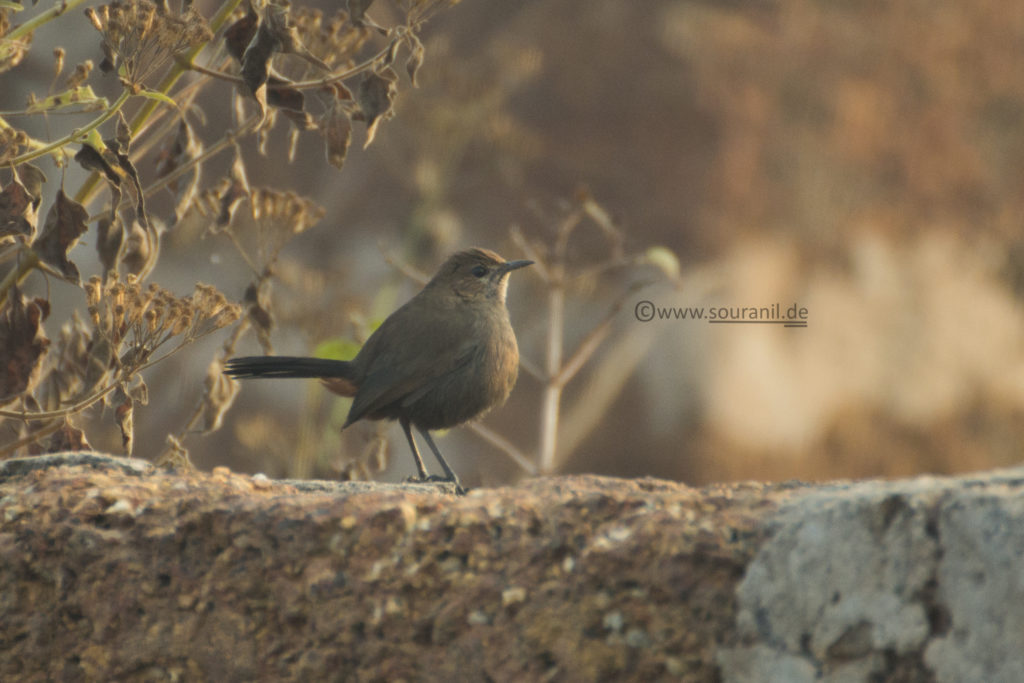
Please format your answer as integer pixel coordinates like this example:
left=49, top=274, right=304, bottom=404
left=4, top=0, right=93, bottom=41
left=8, top=88, right=132, bottom=167
left=174, top=34, right=402, bottom=92
left=537, top=273, right=564, bottom=474
left=380, top=245, right=430, bottom=285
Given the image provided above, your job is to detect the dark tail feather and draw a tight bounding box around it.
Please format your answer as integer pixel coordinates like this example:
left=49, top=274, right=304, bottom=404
left=224, top=356, right=355, bottom=380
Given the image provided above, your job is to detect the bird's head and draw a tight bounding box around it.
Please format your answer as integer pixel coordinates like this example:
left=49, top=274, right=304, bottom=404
left=428, top=247, right=533, bottom=304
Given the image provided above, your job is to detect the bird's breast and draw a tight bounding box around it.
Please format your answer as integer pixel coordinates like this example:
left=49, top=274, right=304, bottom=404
left=407, top=313, right=520, bottom=430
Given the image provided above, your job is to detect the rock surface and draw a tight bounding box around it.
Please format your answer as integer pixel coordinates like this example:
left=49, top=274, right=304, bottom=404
left=0, top=453, right=1021, bottom=682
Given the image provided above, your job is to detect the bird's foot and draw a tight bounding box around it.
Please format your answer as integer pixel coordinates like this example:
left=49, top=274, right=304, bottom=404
left=405, top=474, right=466, bottom=496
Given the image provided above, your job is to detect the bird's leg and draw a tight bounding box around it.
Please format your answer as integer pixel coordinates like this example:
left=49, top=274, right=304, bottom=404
left=418, top=428, right=466, bottom=495
left=399, top=416, right=431, bottom=480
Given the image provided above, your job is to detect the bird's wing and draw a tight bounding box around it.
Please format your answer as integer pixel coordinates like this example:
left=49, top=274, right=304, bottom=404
left=344, top=298, right=480, bottom=426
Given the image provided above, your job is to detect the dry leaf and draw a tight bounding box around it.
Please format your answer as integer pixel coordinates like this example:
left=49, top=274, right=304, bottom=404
left=200, top=358, right=239, bottom=433
left=32, top=190, right=89, bottom=283
left=128, top=376, right=149, bottom=405
left=44, top=421, right=91, bottom=453
left=269, top=79, right=312, bottom=131
left=406, top=33, right=425, bottom=86
left=1, top=163, right=46, bottom=241
left=75, top=143, right=124, bottom=225
left=112, top=109, right=131, bottom=152
left=105, top=112, right=150, bottom=229
left=322, top=101, right=352, bottom=170
left=121, top=213, right=159, bottom=278
left=224, top=1, right=259, bottom=61
left=234, top=3, right=313, bottom=120
left=74, top=143, right=123, bottom=186
left=244, top=280, right=274, bottom=353
left=0, top=290, right=50, bottom=407
left=240, top=12, right=279, bottom=112
left=357, top=69, right=397, bottom=148
left=218, top=154, right=250, bottom=229
left=0, top=178, right=39, bottom=241
left=16, top=164, right=46, bottom=205
left=266, top=78, right=304, bottom=112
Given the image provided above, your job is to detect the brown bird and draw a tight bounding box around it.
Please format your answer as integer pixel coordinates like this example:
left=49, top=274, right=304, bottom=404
left=224, top=248, right=532, bottom=493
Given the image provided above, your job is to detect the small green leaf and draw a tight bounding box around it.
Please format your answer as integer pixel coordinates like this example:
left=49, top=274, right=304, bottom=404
left=0, top=1, right=24, bottom=11
left=82, top=127, right=106, bottom=149
left=135, top=88, right=180, bottom=111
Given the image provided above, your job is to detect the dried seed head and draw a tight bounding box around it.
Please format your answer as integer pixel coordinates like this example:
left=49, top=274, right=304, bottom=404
left=109, top=283, right=125, bottom=307
left=85, top=276, right=102, bottom=306
left=53, top=48, right=66, bottom=78
left=0, top=127, right=30, bottom=166
left=85, top=0, right=213, bottom=90
left=170, top=306, right=192, bottom=336
left=85, top=6, right=105, bottom=32
left=289, top=7, right=370, bottom=71
left=142, top=308, right=155, bottom=332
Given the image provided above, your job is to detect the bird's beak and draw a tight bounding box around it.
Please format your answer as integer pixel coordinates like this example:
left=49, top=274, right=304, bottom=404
left=500, top=259, right=534, bottom=273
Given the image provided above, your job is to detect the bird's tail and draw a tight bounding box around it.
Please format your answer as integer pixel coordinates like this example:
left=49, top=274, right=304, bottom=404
left=225, top=356, right=359, bottom=397
left=224, top=356, right=353, bottom=380
left=224, top=355, right=355, bottom=379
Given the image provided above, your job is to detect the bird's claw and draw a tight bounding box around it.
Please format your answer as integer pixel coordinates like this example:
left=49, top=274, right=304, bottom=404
left=406, top=474, right=466, bottom=496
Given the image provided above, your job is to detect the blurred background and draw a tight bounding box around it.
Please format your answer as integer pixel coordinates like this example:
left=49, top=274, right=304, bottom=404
left=5, top=0, right=1024, bottom=486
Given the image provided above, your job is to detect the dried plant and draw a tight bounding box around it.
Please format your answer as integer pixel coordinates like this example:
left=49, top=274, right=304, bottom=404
left=85, top=0, right=213, bottom=93
left=0, top=274, right=239, bottom=459
left=0, top=0, right=460, bottom=461
left=85, top=275, right=241, bottom=358
left=1, top=0, right=674, bottom=483
left=509, top=191, right=680, bottom=474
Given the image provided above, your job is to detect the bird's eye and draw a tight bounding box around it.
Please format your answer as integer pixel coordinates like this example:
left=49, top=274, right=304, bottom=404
left=471, top=265, right=488, bottom=278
